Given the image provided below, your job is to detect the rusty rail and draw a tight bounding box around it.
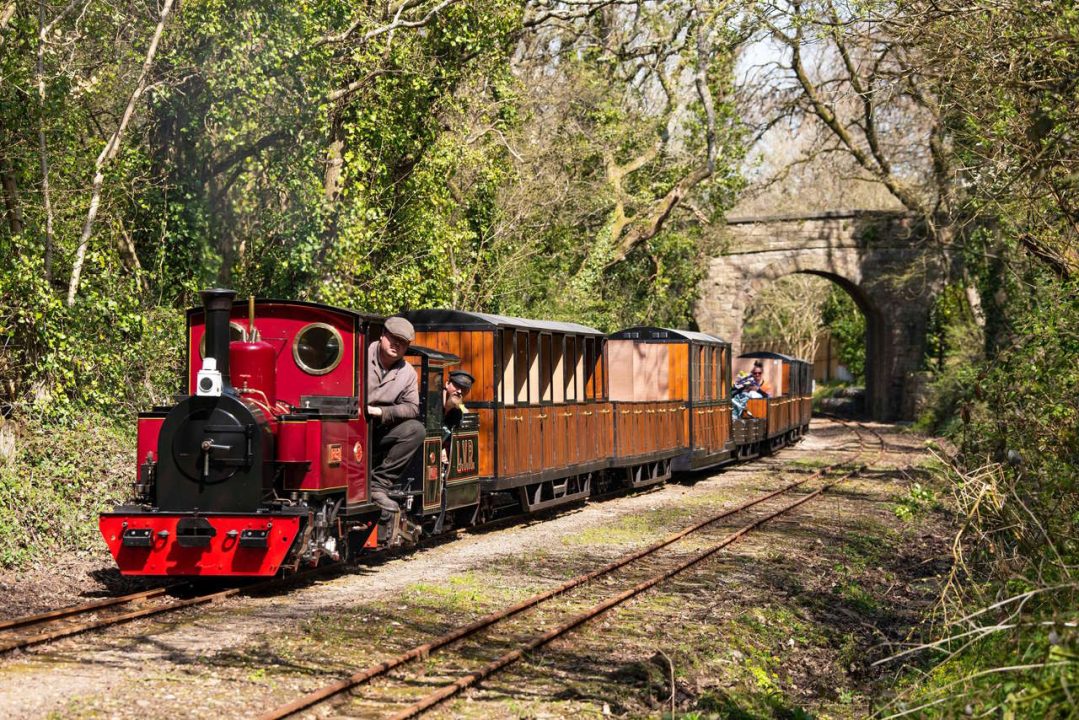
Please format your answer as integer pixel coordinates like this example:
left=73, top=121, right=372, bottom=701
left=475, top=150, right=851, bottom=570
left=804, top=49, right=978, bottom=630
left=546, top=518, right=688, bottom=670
left=260, top=420, right=880, bottom=720
left=387, top=423, right=884, bottom=719
left=0, top=562, right=343, bottom=654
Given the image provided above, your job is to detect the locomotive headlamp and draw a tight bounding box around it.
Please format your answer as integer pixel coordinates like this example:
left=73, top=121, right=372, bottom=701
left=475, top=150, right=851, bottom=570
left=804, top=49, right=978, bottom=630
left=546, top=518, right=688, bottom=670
left=197, top=356, right=224, bottom=397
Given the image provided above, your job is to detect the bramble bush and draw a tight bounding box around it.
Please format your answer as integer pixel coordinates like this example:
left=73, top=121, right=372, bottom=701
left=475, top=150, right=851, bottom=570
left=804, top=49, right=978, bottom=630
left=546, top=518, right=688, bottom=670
left=884, top=264, right=1078, bottom=718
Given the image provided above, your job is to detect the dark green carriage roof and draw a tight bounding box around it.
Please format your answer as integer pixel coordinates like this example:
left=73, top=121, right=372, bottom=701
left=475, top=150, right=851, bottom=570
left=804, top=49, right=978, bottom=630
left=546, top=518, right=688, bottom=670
left=739, top=350, right=811, bottom=365
left=402, top=309, right=604, bottom=336
left=608, top=326, right=730, bottom=345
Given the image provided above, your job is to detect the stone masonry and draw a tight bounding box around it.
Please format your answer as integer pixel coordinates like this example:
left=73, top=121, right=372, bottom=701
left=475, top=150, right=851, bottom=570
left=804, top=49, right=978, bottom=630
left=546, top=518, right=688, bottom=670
left=696, top=210, right=947, bottom=421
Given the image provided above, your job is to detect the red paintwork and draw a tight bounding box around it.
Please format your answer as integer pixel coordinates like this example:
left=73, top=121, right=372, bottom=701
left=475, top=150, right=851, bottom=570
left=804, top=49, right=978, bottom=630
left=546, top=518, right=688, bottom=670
left=278, top=417, right=308, bottom=462
left=136, top=415, right=164, bottom=466
left=188, top=303, right=360, bottom=408
left=283, top=417, right=367, bottom=498
left=186, top=300, right=371, bottom=504
left=99, top=514, right=303, bottom=576
left=231, top=338, right=277, bottom=406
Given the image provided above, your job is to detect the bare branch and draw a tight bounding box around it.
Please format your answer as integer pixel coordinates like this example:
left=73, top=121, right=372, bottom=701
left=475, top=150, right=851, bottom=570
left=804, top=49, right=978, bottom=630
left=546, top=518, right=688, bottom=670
left=316, top=0, right=458, bottom=48
left=67, top=0, right=175, bottom=306
left=37, top=0, right=56, bottom=283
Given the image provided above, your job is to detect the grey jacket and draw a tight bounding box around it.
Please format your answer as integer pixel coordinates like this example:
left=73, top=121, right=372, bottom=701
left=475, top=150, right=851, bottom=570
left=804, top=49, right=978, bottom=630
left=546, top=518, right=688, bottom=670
left=366, top=341, right=420, bottom=424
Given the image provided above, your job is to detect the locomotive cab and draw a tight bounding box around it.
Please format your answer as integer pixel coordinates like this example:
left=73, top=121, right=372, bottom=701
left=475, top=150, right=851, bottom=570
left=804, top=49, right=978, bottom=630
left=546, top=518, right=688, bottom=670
left=100, top=291, right=484, bottom=576
left=392, top=347, right=481, bottom=536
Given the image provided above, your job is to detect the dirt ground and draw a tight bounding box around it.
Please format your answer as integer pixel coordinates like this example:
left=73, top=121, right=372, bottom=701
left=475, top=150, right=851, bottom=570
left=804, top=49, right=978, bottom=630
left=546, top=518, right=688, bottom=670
left=0, top=419, right=952, bottom=719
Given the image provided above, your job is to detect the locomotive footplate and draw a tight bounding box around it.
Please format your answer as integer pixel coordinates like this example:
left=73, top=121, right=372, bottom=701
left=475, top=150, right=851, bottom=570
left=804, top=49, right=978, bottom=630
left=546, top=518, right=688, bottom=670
left=100, top=511, right=305, bottom=577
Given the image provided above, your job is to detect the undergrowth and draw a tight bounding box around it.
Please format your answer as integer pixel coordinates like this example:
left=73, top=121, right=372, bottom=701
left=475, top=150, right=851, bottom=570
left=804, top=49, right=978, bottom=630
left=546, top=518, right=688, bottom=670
left=0, top=414, right=133, bottom=568
left=882, top=272, right=1078, bottom=718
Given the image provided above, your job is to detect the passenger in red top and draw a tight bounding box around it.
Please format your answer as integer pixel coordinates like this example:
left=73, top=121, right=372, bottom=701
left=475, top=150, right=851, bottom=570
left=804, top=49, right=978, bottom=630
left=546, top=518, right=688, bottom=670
left=749, top=360, right=773, bottom=398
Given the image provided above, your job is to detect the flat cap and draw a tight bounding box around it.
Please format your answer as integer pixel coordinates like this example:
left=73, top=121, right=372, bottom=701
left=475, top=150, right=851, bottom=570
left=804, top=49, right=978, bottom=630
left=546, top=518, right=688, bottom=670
left=448, top=370, right=474, bottom=391
left=384, top=316, right=415, bottom=343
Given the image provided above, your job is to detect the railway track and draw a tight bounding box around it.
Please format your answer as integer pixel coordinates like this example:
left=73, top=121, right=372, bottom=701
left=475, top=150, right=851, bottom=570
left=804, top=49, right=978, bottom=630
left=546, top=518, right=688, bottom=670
left=0, top=562, right=347, bottom=656
left=0, top=419, right=868, bottom=674
left=260, top=420, right=884, bottom=719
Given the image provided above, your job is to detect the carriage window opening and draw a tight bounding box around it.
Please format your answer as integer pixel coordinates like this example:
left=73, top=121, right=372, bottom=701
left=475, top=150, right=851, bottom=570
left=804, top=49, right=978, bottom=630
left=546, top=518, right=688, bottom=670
left=575, top=338, right=586, bottom=400
left=705, top=347, right=713, bottom=400
left=597, top=339, right=608, bottom=400
left=701, top=346, right=710, bottom=401
left=528, top=331, right=541, bottom=404
left=514, top=331, right=529, bottom=405
left=501, top=331, right=515, bottom=407
left=293, top=323, right=344, bottom=375
left=699, top=346, right=708, bottom=401
left=552, top=335, right=565, bottom=403
left=715, top=347, right=722, bottom=399
left=583, top=337, right=596, bottom=401
left=539, top=333, right=553, bottom=403
left=564, top=337, right=577, bottom=402
left=689, top=345, right=698, bottom=401
left=709, top=347, right=718, bottom=401
left=199, top=322, right=247, bottom=359
left=720, top=347, right=729, bottom=399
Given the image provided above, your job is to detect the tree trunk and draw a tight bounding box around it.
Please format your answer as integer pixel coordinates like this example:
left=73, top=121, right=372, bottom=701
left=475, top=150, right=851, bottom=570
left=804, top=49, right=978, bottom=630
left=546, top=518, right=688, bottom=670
left=0, top=157, right=23, bottom=237
left=38, top=0, right=56, bottom=284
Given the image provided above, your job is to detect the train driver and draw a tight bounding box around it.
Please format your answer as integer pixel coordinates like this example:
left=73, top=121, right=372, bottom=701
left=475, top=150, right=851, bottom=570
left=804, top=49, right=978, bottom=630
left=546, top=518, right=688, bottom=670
left=441, top=369, right=474, bottom=464
left=366, top=317, right=424, bottom=532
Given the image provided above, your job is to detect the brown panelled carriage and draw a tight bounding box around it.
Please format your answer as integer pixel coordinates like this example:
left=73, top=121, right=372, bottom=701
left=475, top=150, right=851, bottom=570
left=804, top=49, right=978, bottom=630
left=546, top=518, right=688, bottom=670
left=404, top=310, right=612, bottom=513
left=607, top=327, right=735, bottom=478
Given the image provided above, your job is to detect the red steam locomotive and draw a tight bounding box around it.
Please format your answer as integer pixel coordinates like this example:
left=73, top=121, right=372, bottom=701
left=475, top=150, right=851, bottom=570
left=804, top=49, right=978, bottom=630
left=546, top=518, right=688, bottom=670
left=99, top=290, right=811, bottom=577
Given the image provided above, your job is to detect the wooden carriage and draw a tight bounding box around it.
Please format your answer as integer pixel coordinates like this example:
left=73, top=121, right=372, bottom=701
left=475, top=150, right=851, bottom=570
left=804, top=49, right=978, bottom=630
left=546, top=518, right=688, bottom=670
left=607, top=327, right=734, bottom=475
left=735, top=351, right=813, bottom=448
left=403, top=310, right=611, bottom=512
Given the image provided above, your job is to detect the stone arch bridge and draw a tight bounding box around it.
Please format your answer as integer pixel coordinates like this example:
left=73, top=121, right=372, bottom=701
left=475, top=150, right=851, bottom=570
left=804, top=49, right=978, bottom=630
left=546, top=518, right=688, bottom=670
left=696, top=210, right=948, bottom=421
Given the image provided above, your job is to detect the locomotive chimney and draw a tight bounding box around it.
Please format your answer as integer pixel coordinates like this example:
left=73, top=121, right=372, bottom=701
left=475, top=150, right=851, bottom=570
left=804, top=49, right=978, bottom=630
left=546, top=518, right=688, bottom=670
left=200, top=288, right=236, bottom=391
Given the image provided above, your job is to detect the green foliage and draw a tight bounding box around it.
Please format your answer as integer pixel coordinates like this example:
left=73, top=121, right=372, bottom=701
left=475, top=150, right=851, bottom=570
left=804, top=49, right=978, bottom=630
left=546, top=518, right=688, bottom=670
left=896, top=265, right=1079, bottom=717
left=893, top=482, right=936, bottom=522
left=0, top=2, right=747, bottom=568
left=821, top=285, right=865, bottom=382
left=0, top=415, right=132, bottom=567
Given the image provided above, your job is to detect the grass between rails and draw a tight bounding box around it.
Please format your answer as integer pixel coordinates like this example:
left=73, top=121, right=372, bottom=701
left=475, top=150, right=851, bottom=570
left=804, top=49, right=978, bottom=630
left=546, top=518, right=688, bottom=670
left=417, top=467, right=954, bottom=719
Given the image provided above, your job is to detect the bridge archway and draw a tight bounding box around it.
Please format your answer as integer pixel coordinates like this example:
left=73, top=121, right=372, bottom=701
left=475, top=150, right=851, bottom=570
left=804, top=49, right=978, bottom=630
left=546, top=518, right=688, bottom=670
left=696, top=211, right=946, bottom=420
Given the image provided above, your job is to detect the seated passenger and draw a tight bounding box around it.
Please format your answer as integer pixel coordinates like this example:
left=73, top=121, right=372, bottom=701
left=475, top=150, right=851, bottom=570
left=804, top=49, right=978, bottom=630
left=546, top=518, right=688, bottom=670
left=366, top=317, right=424, bottom=540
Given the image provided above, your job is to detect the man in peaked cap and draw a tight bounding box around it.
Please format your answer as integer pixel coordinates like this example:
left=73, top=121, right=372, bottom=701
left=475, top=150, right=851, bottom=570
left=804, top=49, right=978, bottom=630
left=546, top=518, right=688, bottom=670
left=366, top=316, right=424, bottom=542
left=441, top=369, right=474, bottom=463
